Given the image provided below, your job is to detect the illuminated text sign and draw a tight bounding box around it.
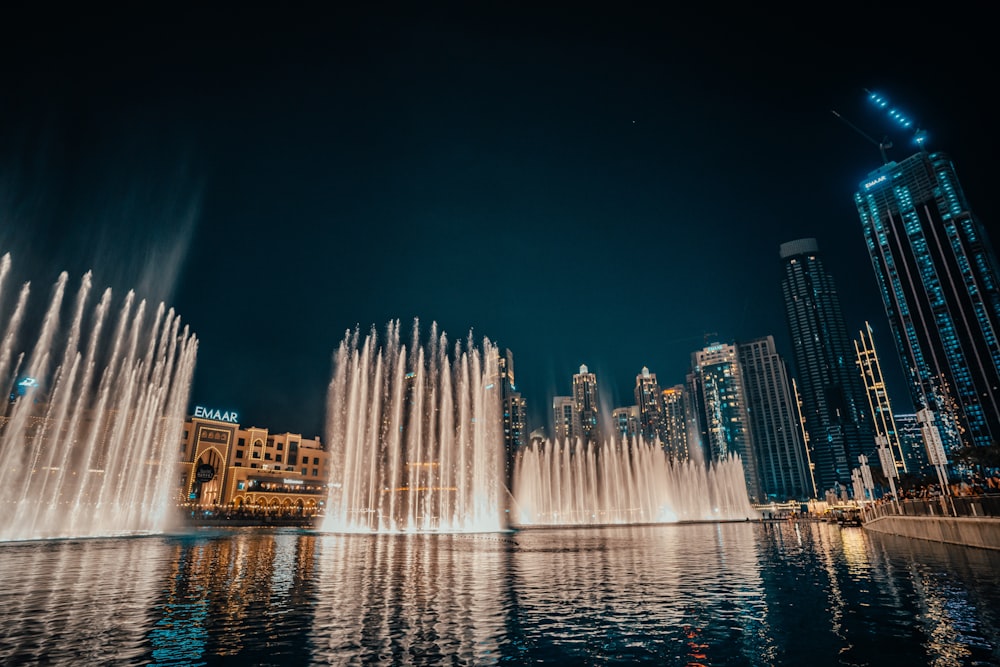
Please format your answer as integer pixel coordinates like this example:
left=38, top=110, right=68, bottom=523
left=863, top=174, right=887, bottom=190
left=194, top=406, right=239, bottom=423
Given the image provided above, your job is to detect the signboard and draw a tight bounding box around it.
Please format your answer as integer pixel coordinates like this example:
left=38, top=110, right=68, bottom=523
left=876, top=445, right=898, bottom=478
left=194, top=406, right=239, bottom=423
left=195, top=463, right=216, bottom=483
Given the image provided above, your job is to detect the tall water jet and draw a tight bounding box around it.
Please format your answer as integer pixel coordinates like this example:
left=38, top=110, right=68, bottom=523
left=512, top=437, right=758, bottom=526
left=321, top=319, right=504, bottom=533
left=0, top=253, right=198, bottom=541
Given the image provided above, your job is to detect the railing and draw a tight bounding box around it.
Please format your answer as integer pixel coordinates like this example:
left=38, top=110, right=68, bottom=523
left=863, top=493, right=1000, bottom=521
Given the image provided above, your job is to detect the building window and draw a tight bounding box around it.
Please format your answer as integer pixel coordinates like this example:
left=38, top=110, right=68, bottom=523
left=265, top=453, right=272, bottom=461
left=251, top=463, right=258, bottom=469
left=238, top=437, right=245, bottom=447
left=312, top=468, right=318, bottom=476
left=302, top=456, right=309, bottom=465
left=301, top=468, right=307, bottom=476
left=236, top=450, right=244, bottom=459
left=277, top=442, right=284, bottom=451
left=288, top=455, right=297, bottom=466
left=276, top=454, right=283, bottom=463
left=235, top=462, right=242, bottom=467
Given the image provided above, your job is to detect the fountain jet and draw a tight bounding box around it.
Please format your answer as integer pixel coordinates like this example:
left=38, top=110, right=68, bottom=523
left=512, top=438, right=757, bottom=526
left=321, top=319, right=504, bottom=533
left=0, top=253, right=198, bottom=541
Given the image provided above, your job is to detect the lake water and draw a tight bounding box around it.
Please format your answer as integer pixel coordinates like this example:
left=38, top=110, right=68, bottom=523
left=2, top=521, right=998, bottom=665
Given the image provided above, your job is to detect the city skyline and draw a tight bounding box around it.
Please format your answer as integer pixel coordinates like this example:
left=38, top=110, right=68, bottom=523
left=1, top=6, right=997, bottom=436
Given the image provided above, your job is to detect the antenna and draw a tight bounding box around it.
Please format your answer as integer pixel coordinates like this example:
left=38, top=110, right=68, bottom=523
left=864, top=88, right=928, bottom=150
left=831, top=109, right=893, bottom=164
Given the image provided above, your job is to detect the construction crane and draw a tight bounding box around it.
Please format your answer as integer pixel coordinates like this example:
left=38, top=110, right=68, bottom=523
left=831, top=88, right=928, bottom=163
left=830, top=108, right=894, bottom=164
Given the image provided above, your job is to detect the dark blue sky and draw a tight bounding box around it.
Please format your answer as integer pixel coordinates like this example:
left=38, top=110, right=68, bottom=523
left=2, top=5, right=997, bottom=437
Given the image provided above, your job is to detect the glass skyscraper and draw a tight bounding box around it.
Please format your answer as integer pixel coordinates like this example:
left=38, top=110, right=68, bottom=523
left=780, top=238, right=875, bottom=496
left=738, top=336, right=811, bottom=501
left=854, top=151, right=1000, bottom=451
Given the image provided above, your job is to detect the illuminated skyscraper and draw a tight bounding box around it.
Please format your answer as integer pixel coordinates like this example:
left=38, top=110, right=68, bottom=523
left=660, top=385, right=690, bottom=461
left=634, top=366, right=663, bottom=444
left=552, top=396, right=579, bottom=442
left=893, top=413, right=932, bottom=477
left=737, top=336, right=811, bottom=500
left=611, top=405, right=639, bottom=440
left=855, top=150, right=1000, bottom=451
left=572, top=364, right=600, bottom=442
left=687, top=342, right=761, bottom=501
left=780, top=238, right=875, bottom=496
left=497, top=349, right=525, bottom=487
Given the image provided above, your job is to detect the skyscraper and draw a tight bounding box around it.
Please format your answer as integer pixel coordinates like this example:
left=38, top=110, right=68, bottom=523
left=893, top=413, right=932, bottom=477
left=552, top=396, right=579, bottom=442
left=687, top=342, right=761, bottom=501
left=738, top=336, right=811, bottom=501
left=781, top=238, right=875, bottom=496
left=497, top=349, right=526, bottom=487
left=660, top=385, right=690, bottom=462
left=572, top=364, right=600, bottom=442
left=634, top=366, right=663, bottom=444
left=854, top=150, right=1000, bottom=451
left=611, top=405, right=639, bottom=441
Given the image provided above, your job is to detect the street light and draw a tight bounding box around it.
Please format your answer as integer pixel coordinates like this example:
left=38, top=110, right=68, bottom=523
left=876, top=435, right=900, bottom=512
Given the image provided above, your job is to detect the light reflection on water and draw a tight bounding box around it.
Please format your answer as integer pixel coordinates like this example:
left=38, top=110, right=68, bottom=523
left=0, top=523, right=998, bottom=665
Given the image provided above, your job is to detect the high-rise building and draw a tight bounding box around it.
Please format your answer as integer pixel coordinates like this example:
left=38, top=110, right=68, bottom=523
left=497, top=349, right=525, bottom=487
left=552, top=396, right=579, bottom=442
left=572, top=364, right=600, bottom=442
left=854, top=150, right=1000, bottom=452
left=687, top=342, right=761, bottom=501
left=894, top=413, right=932, bottom=477
left=634, top=366, right=664, bottom=445
left=611, top=405, right=640, bottom=441
left=780, top=238, right=875, bottom=496
left=737, top=336, right=811, bottom=501
left=660, top=385, right=689, bottom=462
left=854, top=322, right=907, bottom=476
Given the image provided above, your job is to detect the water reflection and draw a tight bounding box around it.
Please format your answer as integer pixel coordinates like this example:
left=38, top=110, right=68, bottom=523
left=310, top=533, right=509, bottom=664
left=0, top=523, right=998, bottom=664
left=510, top=524, right=773, bottom=664
left=0, top=537, right=163, bottom=665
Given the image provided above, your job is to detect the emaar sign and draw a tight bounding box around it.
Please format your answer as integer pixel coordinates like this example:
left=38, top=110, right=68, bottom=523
left=194, top=406, right=239, bottom=423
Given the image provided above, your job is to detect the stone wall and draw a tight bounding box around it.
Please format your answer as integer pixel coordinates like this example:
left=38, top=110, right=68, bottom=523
left=864, top=515, right=1000, bottom=550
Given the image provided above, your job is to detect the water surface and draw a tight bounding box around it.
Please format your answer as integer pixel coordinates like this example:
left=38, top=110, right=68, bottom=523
left=1, top=522, right=998, bottom=665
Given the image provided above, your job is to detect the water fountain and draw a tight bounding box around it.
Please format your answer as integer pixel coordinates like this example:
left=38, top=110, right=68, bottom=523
left=321, top=319, right=504, bottom=533
left=512, top=438, right=758, bottom=526
left=0, top=253, right=198, bottom=541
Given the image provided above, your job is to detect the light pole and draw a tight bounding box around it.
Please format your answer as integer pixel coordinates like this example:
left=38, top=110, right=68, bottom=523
left=876, top=435, right=900, bottom=513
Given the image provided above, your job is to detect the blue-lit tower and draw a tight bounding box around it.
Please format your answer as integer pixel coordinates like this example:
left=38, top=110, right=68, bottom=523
left=855, top=150, right=1000, bottom=451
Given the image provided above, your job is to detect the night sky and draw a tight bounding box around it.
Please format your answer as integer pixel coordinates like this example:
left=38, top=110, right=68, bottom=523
left=1, top=5, right=997, bottom=438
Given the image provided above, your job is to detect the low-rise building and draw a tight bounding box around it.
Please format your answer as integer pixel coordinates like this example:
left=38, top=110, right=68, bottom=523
left=180, top=407, right=329, bottom=516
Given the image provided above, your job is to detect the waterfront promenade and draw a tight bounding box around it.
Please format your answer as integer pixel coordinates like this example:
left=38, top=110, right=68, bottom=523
left=863, top=494, right=1000, bottom=550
